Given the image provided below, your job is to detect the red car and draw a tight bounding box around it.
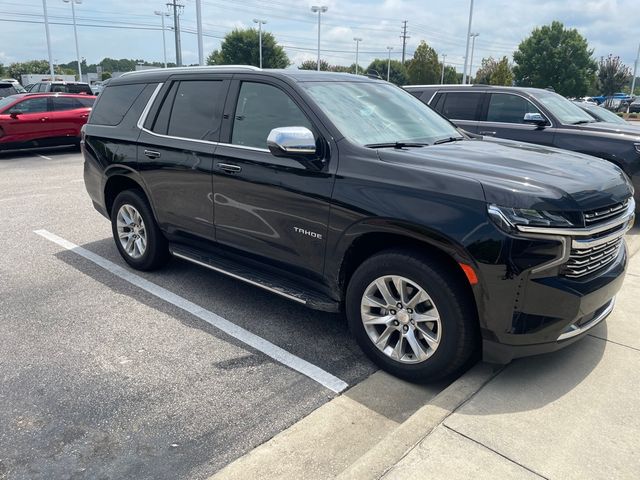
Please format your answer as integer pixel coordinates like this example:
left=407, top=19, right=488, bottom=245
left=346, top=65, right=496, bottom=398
left=0, top=93, right=95, bottom=150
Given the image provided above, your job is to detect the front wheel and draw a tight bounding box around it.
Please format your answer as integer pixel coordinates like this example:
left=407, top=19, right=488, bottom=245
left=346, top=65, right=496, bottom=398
left=110, top=189, right=170, bottom=271
left=346, top=249, right=479, bottom=382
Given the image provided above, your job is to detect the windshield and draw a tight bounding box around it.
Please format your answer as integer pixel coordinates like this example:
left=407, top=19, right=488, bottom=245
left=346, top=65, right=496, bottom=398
left=534, top=90, right=595, bottom=124
left=301, top=81, right=460, bottom=146
left=588, top=105, right=627, bottom=124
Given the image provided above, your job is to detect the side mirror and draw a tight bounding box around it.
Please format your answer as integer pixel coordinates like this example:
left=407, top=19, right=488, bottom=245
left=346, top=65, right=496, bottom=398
left=267, top=127, right=316, bottom=157
left=9, top=110, right=22, bottom=119
left=523, top=112, right=547, bottom=126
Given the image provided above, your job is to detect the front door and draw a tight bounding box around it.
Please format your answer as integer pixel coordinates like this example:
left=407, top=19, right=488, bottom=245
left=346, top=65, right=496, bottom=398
left=137, top=75, right=230, bottom=242
left=1, top=96, right=52, bottom=144
left=478, top=93, right=556, bottom=146
left=212, top=78, right=335, bottom=278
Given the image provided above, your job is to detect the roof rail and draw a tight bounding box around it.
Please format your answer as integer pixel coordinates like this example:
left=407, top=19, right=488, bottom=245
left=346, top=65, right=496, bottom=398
left=120, top=65, right=261, bottom=77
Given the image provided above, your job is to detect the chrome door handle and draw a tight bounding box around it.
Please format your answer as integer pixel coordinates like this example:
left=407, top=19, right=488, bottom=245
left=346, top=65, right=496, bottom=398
left=218, top=163, right=242, bottom=173
left=479, top=131, right=496, bottom=136
left=144, top=149, right=161, bottom=159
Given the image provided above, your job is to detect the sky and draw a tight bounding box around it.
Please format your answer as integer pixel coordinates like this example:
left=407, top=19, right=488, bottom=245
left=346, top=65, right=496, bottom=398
left=1, top=0, right=638, bottom=76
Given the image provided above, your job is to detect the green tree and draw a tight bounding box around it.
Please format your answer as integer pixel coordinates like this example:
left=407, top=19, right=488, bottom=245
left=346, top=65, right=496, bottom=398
left=0, top=63, right=5, bottom=77
left=490, top=56, right=514, bottom=85
left=474, top=57, right=497, bottom=84
left=207, top=29, right=289, bottom=68
left=7, top=60, right=53, bottom=80
left=597, top=54, right=631, bottom=96
left=406, top=41, right=440, bottom=85
left=299, top=59, right=331, bottom=71
left=442, top=65, right=460, bottom=84
left=513, top=21, right=597, bottom=96
left=365, top=59, right=408, bottom=85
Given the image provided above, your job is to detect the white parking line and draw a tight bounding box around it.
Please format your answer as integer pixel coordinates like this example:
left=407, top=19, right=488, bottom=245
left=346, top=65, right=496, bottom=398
left=34, top=229, right=349, bottom=394
left=37, top=154, right=53, bottom=160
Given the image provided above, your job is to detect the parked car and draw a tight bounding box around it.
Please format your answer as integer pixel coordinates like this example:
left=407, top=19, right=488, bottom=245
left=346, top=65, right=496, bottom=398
left=0, top=93, right=95, bottom=150
left=629, top=98, right=640, bottom=113
left=0, top=80, right=26, bottom=98
left=574, top=101, right=632, bottom=125
left=23, top=84, right=36, bottom=92
left=28, top=81, right=93, bottom=95
left=83, top=67, right=634, bottom=381
left=405, top=84, right=640, bottom=205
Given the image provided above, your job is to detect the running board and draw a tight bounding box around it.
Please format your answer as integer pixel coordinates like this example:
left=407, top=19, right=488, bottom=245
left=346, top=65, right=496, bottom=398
left=169, top=245, right=340, bottom=312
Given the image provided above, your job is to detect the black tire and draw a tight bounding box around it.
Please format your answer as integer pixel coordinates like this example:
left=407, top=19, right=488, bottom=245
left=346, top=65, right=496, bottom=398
left=110, top=189, right=170, bottom=271
left=345, top=249, right=479, bottom=382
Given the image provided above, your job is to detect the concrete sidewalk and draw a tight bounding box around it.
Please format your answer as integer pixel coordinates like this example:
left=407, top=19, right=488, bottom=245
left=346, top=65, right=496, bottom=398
left=375, top=235, right=640, bottom=480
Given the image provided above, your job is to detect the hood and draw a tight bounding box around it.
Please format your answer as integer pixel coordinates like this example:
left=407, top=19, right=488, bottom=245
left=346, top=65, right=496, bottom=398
left=377, top=138, right=632, bottom=211
left=572, top=121, right=640, bottom=138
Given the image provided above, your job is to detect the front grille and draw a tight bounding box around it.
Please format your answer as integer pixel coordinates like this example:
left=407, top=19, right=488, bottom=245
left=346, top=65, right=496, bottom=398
left=563, top=236, right=624, bottom=278
left=583, top=200, right=629, bottom=226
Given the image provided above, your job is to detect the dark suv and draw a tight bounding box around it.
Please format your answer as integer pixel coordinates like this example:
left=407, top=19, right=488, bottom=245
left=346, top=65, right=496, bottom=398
left=405, top=84, right=640, bottom=204
left=82, top=67, right=634, bottom=381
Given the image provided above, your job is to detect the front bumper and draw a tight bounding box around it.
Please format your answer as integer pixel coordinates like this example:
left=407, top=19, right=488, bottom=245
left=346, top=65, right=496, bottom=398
left=476, top=204, right=633, bottom=364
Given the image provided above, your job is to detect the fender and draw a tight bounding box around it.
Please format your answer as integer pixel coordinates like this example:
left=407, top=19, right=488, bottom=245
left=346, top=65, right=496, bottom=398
left=102, top=165, right=161, bottom=222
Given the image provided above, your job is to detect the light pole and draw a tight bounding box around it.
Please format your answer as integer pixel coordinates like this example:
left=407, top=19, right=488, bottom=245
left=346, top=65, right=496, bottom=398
left=631, top=42, right=640, bottom=98
left=440, top=53, right=447, bottom=84
left=195, top=0, right=204, bottom=65
left=462, top=0, right=474, bottom=84
left=311, top=6, right=328, bottom=71
left=468, top=33, right=479, bottom=83
left=63, top=0, right=82, bottom=81
left=386, top=46, right=393, bottom=82
left=154, top=11, right=170, bottom=68
left=353, top=37, right=362, bottom=74
left=253, top=19, right=267, bottom=68
left=42, top=0, right=55, bottom=78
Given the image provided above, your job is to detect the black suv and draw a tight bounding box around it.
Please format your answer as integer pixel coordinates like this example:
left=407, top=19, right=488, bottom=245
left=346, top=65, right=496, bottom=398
left=405, top=84, right=640, bottom=204
left=83, top=67, right=634, bottom=381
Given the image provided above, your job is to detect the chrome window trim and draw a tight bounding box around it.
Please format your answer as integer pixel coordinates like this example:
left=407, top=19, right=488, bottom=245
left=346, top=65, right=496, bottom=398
left=557, top=298, right=614, bottom=341
left=136, top=82, right=164, bottom=130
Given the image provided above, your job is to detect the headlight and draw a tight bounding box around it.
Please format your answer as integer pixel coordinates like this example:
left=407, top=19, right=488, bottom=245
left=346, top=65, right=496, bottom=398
left=488, top=204, right=574, bottom=232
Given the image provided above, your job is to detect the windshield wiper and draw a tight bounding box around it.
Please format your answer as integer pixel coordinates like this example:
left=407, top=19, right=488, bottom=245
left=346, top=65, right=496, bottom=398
left=364, top=141, right=430, bottom=149
left=433, top=136, right=465, bottom=145
left=572, top=120, right=594, bottom=125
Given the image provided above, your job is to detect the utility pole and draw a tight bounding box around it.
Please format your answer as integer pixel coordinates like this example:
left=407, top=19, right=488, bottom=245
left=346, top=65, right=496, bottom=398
left=195, top=0, right=203, bottom=65
left=631, top=42, right=640, bottom=98
left=253, top=19, right=267, bottom=68
left=400, top=20, right=409, bottom=64
left=386, top=46, right=393, bottom=82
left=462, top=0, right=474, bottom=84
left=468, top=33, right=479, bottom=83
left=154, top=11, right=170, bottom=68
left=440, top=53, right=447, bottom=84
left=311, top=6, right=328, bottom=71
left=167, top=0, right=184, bottom=67
left=63, top=0, right=82, bottom=81
left=42, top=0, right=55, bottom=78
left=353, top=37, right=362, bottom=74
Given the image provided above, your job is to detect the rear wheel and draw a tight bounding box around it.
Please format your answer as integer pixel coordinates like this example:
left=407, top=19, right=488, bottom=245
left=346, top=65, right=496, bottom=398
left=346, top=249, right=479, bottom=382
left=110, top=189, right=169, bottom=270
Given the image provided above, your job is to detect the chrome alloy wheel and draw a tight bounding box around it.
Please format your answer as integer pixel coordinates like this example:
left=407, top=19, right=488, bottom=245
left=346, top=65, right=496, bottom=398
left=116, top=204, right=147, bottom=259
left=360, top=275, right=441, bottom=364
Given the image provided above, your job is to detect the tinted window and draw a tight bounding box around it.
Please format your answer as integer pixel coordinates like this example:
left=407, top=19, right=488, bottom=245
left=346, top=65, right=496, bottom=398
left=90, top=83, right=146, bottom=126
left=486, top=93, right=541, bottom=124
left=77, top=97, right=95, bottom=108
left=38, top=83, right=48, bottom=92
left=232, top=82, right=313, bottom=149
left=0, top=86, right=17, bottom=97
left=66, top=84, right=93, bottom=95
left=440, top=92, right=483, bottom=120
left=432, top=93, right=446, bottom=112
left=164, top=80, right=224, bottom=141
left=52, top=97, right=84, bottom=111
left=407, top=89, right=423, bottom=99
left=151, top=83, right=178, bottom=135
left=12, top=97, right=49, bottom=113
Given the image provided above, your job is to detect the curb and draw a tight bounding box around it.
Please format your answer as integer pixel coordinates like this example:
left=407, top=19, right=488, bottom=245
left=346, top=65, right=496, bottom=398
left=336, top=362, right=500, bottom=480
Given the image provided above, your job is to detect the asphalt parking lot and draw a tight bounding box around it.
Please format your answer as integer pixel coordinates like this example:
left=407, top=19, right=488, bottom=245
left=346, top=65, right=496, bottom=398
left=0, top=147, right=383, bottom=479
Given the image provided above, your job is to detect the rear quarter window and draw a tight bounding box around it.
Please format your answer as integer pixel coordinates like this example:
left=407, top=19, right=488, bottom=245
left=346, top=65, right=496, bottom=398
left=89, top=83, right=147, bottom=126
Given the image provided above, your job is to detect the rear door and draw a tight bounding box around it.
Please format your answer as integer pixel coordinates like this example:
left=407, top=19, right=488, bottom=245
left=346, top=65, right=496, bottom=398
left=478, top=92, right=556, bottom=145
left=49, top=96, right=91, bottom=137
left=432, top=91, right=485, bottom=133
left=138, top=74, right=230, bottom=242
left=0, top=96, right=52, bottom=143
left=212, top=77, right=335, bottom=277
